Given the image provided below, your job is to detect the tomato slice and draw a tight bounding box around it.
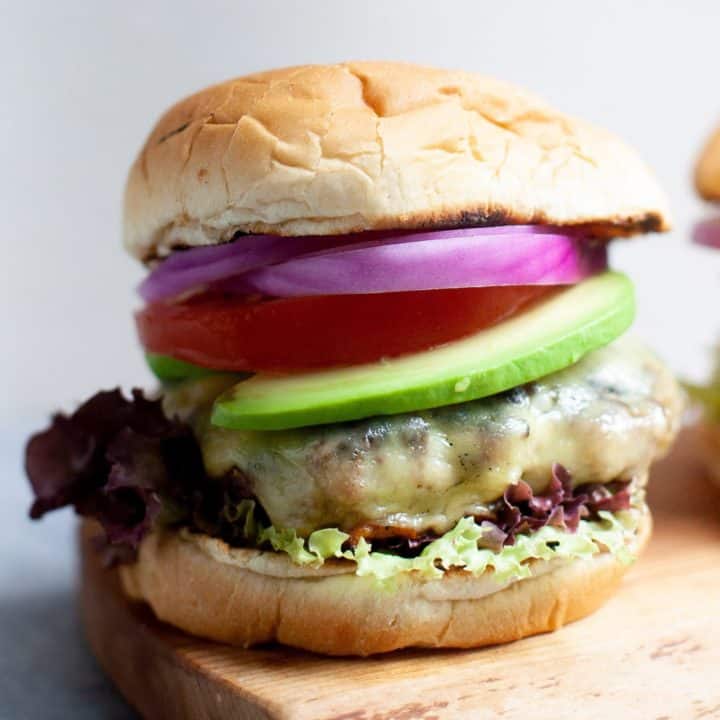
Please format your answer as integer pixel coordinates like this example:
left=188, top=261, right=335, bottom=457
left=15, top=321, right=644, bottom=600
left=136, top=287, right=558, bottom=373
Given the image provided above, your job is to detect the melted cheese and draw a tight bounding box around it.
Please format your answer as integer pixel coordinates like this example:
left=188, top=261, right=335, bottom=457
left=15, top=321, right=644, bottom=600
left=164, top=339, right=683, bottom=535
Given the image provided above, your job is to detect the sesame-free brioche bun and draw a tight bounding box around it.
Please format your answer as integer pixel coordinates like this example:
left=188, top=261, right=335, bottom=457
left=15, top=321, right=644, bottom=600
left=124, top=62, right=670, bottom=261
left=696, top=126, right=720, bottom=201
left=118, top=513, right=651, bottom=656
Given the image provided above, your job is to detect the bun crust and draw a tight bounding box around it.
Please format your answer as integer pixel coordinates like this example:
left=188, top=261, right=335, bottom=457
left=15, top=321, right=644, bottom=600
left=124, top=62, right=670, bottom=261
left=696, top=127, right=720, bottom=201
left=119, top=514, right=651, bottom=656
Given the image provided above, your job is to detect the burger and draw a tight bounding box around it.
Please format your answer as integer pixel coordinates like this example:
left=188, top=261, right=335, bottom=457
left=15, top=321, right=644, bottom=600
left=692, top=126, right=720, bottom=486
left=25, top=62, right=683, bottom=656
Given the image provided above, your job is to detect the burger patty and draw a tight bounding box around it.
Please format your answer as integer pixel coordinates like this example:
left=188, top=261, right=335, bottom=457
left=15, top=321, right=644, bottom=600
left=166, top=338, right=683, bottom=537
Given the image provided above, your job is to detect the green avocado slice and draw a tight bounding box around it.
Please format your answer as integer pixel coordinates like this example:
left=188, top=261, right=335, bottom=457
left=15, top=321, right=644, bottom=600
left=211, top=272, right=635, bottom=431
left=145, top=353, right=218, bottom=383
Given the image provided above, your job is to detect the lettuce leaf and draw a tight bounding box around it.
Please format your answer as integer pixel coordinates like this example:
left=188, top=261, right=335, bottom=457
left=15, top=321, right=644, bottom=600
left=228, top=501, right=639, bottom=582
left=686, top=348, right=720, bottom=423
left=686, top=382, right=720, bottom=423
left=25, top=389, right=207, bottom=559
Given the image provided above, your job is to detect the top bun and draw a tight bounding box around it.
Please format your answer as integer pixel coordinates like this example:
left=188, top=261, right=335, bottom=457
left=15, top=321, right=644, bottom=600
left=124, top=62, right=670, bottom=261
left=696, top=126, right=720, bottom=201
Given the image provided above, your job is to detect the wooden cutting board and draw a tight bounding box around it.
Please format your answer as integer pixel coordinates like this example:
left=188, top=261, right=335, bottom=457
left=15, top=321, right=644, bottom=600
left=80, top=428, right=720, bottom=720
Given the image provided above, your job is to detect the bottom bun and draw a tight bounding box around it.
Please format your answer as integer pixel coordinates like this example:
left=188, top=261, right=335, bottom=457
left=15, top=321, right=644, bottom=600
left=119, top=515, right=651, bottom=656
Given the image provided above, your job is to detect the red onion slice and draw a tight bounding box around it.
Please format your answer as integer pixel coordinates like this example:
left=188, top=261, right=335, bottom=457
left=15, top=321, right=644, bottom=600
left=139, top=225, right=606, bottom=302
left=693, top=217, right=720, bottom=249
left=138, top=234, right=356, bottom=303
left=234, top=228, right=607, bottom=297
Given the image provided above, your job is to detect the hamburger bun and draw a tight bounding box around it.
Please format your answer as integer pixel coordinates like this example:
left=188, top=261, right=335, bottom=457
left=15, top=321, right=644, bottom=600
left=118, top=514, right=651, bottom=656
left=696, top=126, right=720, bottom=201
left=124, top=61, right=670, bottom=261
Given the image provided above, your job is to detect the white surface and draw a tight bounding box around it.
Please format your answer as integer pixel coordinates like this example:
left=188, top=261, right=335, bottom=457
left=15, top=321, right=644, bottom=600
left=2, top=2, right=720, bottom=717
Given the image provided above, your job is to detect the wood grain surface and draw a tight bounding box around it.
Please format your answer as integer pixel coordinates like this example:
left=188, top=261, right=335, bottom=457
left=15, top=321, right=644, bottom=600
left=80, top=428, right=720, bottom=720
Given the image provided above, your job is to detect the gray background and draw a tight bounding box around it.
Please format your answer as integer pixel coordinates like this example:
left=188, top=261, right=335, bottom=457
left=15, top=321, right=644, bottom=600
left=2, top=1, right=720, bottom=717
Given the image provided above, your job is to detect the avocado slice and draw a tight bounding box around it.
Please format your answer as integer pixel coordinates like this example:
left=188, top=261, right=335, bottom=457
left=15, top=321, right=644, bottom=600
left=211, top=272, right=635, bottom=431
left=146, top=353, right=218, bottom=383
